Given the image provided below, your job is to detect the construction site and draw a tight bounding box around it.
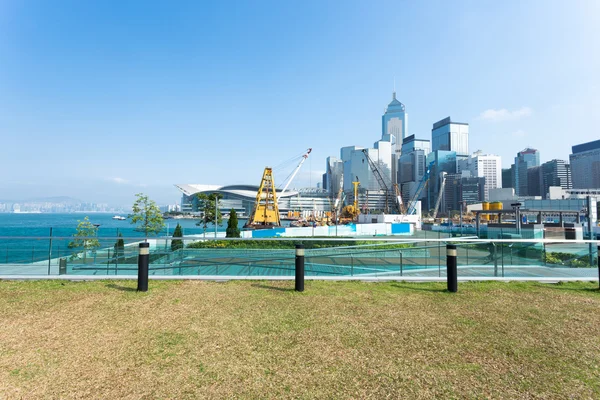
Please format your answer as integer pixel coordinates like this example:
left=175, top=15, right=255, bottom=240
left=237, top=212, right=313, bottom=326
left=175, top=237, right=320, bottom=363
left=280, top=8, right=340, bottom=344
left=176, top=147, right=599, bottom=240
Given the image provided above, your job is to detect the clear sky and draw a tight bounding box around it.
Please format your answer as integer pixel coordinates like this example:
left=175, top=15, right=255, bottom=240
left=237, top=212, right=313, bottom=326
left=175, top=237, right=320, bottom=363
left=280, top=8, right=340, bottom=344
left=1, top=0, right=599, bottom=206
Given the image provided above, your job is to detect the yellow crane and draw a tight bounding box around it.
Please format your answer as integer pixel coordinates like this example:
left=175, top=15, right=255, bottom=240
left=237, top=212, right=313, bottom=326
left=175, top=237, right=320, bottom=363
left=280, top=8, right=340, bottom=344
left=244, top=167, right=281, bottom=229
left=352, top=176, right=360, bottom=213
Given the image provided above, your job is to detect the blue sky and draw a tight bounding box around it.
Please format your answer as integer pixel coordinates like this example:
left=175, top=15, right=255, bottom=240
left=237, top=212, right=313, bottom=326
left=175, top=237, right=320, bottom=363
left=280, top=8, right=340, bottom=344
left=1, top=0, right=598, bottom=206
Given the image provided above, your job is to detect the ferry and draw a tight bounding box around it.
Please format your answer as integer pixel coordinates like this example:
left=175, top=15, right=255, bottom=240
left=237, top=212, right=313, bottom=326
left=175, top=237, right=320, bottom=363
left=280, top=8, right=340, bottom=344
left=112, top=215, right=126, bottom=220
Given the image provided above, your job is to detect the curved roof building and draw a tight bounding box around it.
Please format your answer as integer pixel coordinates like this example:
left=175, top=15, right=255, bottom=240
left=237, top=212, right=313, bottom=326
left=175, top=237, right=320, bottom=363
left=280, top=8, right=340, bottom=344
left=174, top=184, right=331, bottom=218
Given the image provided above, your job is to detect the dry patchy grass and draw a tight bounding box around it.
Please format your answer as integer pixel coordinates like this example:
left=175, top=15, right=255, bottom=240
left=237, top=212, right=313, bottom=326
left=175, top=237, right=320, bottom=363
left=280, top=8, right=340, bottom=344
left=1, top=280, right=600, bottom=399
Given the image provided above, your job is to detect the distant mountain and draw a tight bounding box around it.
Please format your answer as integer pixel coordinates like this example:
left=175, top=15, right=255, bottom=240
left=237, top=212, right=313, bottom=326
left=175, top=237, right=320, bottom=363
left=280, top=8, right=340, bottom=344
left=23, top=196, right=85, bottom=204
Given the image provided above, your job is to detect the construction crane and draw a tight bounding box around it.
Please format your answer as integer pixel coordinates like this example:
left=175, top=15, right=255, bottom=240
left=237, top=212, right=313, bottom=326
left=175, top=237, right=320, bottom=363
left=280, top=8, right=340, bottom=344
left=406, top=161, right=435, bottom=216
left=432, top=172, right=448, bottom=219
left=245, top=148, right=312, bottom=230
left=352, top=176, right=360, bottom=214
left=394, top=183, right=406, bottom=214
left=244, top=167, right=281, bottom=229
left=360, top=149, right=401, bottom=214
left=278, top=148, right=312, bottom=199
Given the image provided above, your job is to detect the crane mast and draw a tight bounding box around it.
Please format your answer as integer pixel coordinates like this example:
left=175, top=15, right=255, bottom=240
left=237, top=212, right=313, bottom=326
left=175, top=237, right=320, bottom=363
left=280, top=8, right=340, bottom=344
left=333, top=175, right=344, bottom=216
left=432, top=172, right=447, bottom=220
left=406, top=161, right=435, bottom=215
left=278, top=148, right=312, bottom=198
left=360, top=149, right=401, bottom=214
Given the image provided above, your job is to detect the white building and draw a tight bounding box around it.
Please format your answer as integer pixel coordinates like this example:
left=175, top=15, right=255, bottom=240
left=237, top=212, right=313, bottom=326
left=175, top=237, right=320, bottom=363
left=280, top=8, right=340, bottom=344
left=458, top=151, right=502, bottom=201
left=341, top=138, right=394, bottom=193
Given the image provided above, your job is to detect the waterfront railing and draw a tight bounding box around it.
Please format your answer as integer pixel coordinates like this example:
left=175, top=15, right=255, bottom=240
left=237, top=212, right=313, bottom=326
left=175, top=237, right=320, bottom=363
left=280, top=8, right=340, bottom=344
left=0, top=235, right=598, bottom=280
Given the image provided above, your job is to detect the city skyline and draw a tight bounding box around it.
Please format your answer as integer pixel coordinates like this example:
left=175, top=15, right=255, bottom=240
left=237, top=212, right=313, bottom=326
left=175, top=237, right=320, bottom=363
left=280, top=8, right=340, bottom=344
left=1, top=1, right=599, bottom=206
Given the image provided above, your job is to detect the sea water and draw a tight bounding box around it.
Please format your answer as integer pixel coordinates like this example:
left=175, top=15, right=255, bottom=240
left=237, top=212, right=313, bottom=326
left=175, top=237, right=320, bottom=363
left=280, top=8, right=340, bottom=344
left=0, top=213, right=244, bottom=263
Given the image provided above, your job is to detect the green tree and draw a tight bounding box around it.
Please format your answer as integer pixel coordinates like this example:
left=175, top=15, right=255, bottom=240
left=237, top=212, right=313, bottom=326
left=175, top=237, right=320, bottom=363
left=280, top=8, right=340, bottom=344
left=130, top=193, right=165, bottom=237
left=68, top=216, right=100, bottom=262
left=171, top=223, right=184, bottom=251
left=113, top=232, right=125, bottom=261
left=196, top=193, right=223, bottom=235
left=226, top=208, right=241, bottom=238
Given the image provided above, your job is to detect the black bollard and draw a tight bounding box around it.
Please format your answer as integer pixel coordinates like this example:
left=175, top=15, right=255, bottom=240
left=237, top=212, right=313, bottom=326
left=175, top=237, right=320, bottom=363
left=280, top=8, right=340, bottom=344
left=137, top=242, right=150, bottom=292
left=295, top=244, right=305, bottom=292
left=446, top=244, right=457, bottom=293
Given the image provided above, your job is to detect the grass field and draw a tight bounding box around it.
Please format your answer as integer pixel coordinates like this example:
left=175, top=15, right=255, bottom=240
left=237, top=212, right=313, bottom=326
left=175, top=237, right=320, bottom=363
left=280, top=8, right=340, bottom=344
left=1, top=280, right=600, bottom=399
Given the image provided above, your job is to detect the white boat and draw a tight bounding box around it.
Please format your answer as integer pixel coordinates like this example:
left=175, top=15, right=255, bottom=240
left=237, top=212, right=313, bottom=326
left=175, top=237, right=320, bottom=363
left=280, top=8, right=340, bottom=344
left=112, top=215, right=126, bottom=220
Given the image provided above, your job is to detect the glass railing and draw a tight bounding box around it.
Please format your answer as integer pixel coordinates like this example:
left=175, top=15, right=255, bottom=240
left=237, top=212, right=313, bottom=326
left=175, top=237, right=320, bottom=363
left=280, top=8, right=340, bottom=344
left=0, top=234, right=597, bottom=280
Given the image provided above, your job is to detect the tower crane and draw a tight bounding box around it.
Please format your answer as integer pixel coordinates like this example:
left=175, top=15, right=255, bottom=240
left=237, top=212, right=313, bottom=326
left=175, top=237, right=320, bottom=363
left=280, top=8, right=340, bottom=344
left=432, top=172, right=448, bottom=220
left=406, top=161, right=435, bottom=215
left=360, top=149, right=401, bottom=214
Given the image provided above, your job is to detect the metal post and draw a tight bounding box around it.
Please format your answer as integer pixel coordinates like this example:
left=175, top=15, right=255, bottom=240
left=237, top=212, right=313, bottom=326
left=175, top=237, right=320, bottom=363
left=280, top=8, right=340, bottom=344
left=137, top=242, right=150, bottom=292
left=438, top=232, right=441, bottom=277
left=215, top=196, right=218, bottom=239
left=350, top=255, right=354, bottom=276
left=460, top=206, right=464, bottom=237
left=295, top=244, right=305, bottom=292
left=115, top=228, right=119, bottom=275
left=399, top=251, right=403, bottom=277
left=447, top=244, right=457, bottom=293
left=47, top=227, right=53, bottom=275
left=493, top=243, right=498, bottom=277
left=501, top=244, right=504, bottom=277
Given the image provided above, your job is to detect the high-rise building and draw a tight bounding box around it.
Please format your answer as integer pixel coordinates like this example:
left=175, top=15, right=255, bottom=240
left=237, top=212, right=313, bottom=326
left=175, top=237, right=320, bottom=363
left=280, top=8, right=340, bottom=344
left=527, top=166, right=543, bottom=197
left=382, top=91, right=407, bottom=151
left=540, top=159, right=572, bottom=198
left=382, top=91, right=407, bottom=184
left=431, top=117, right=469, bottom=157
left=398, top=134, right=430, bottom=205
left=570, top=139, right=600, bottom=189
left=514, top=148, right=540, bottom=196
left=443, top=172, right=485, bottom=214
left=502, top=168, right=513, bottom=188
left=340, top=139, right=394, bottom=193
left=457, top=151, right=502, bottom=201
left=323, top=156, right=344, bottom=195
left=426, top=150, right=457, bottom=211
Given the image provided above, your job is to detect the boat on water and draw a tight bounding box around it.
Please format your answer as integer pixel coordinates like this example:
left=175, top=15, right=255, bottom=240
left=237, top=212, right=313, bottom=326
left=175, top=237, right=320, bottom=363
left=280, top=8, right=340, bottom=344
left=112, top=215, right=126, bottom=220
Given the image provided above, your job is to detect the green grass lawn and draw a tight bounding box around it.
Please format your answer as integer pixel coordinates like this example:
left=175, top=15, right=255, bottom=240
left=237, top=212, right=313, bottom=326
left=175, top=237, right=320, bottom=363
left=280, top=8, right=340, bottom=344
left=1, top=280, right=600, bottom=399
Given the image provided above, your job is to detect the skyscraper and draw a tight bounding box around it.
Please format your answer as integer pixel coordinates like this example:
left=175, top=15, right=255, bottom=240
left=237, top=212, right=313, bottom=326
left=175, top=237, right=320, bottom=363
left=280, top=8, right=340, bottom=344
left=502, top=168, right=513, bottom=189
left=444, top=173, right=485, bottom=213
left=382, top=91, right=408, bottom=184
left=382, top=91, right=408, bottom=145
left=431, top=117, right=469, bottom=157
left=426, top=150, right=457, bottom=211
left=457, top=151, right=502, bottom=201
left=514, top=148, right=540, bottom=196
left=398, top=134, right=430, bottom=205
left=570, top=139, right=600, bottom=189
left=540, top=159, right=572, bottom=198
left=324, top=156, right=344, bottom=195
